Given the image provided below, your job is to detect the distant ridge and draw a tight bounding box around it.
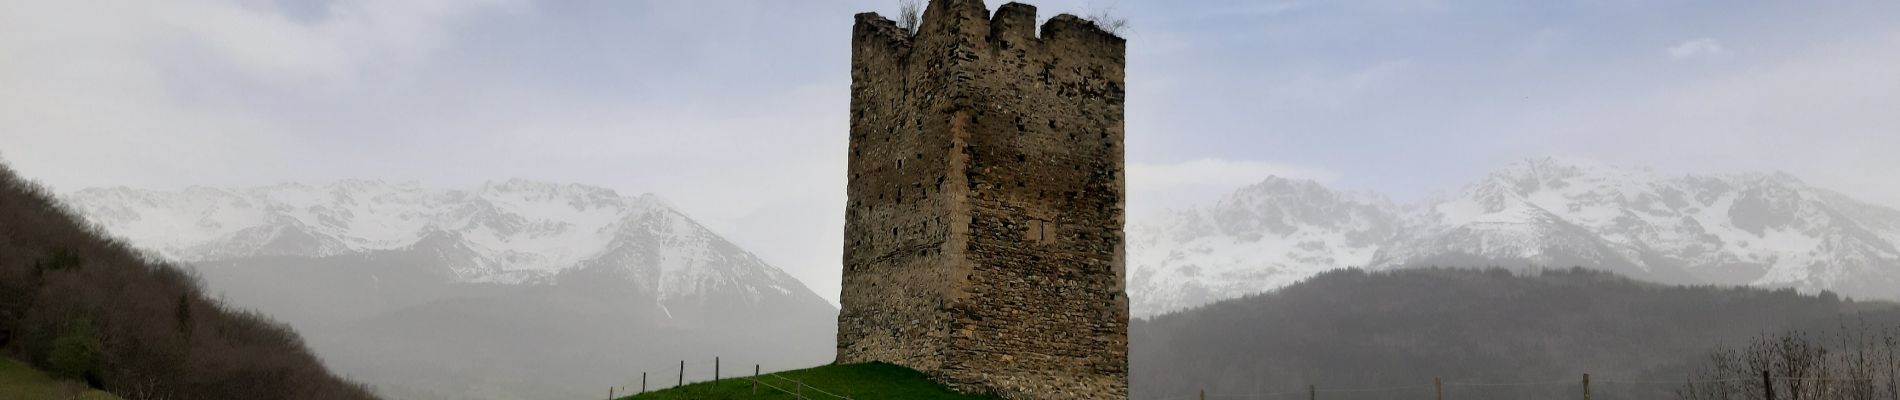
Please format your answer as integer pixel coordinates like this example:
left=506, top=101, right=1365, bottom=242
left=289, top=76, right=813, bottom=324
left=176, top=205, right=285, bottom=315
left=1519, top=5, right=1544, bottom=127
left=63, top=180, right=818, bottom=297
left=1130, top=267, right=1898, bottom=400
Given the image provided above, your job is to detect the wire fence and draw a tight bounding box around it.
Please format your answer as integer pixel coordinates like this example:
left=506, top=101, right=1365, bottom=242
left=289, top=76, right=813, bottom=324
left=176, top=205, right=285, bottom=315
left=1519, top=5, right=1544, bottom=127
left=771, top=373, right=854, bottom=399
left=603, top=357, right=1891, bottom=400
left=1159, top=374, right=1895, bottom=400
left=604, top=357, right=860, bottom=400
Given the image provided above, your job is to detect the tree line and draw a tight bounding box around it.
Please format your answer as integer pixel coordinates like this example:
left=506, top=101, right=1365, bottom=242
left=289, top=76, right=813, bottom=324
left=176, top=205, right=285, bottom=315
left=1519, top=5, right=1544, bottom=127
left=1130, top=267, right=1898, bottom=400
left=1679, top=320, right=1900, bottom=400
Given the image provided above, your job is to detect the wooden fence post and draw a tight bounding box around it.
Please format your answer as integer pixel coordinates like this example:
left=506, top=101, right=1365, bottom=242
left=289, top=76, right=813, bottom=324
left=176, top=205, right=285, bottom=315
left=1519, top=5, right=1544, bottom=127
left=1435, top=377, right=1443, bottom=400
left=1308, top=384, right=1315, bottom=400
left=641, top=372, right=646, bottom=393
left=1199, top=388, right=1204, bottom=400
left=679, top=360, right=685, bottom=387
left=716, top=357, right=721, bottom=382
left=608, top=387, right=614, bottom=400
left=754, top=364, right=760, bottom=396
left=1764, top=370, right=1774, bottom=400
left=1583, top=373, right=1591, bottom=400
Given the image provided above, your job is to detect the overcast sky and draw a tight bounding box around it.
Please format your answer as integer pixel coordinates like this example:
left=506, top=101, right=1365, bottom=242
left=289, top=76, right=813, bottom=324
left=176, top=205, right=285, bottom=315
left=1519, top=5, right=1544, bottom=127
left=3, top=0, right=1897, bottom=305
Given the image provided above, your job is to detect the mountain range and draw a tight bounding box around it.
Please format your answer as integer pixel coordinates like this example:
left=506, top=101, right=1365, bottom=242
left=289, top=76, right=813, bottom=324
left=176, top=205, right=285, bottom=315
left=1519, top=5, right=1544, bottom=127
left=58, top=157, right=1900, bottom=397
left=61, top=179, right=836, bottom=400
left=1129, top=157, right=1900, bottom=317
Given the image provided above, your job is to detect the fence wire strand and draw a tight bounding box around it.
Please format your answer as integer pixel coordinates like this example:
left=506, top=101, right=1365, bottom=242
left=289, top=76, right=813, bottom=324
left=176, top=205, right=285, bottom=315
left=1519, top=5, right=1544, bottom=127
left=624, top=359, right=1895, bottom=400
left=752, top=376, right=799, bottom=397
left=1598, top=377, right=1745, bottom=384
left=771, top=373, right=853, bottom=400
left=1168, top=375, right=1884, bottom=399
left=1442, top=379, right=1573, bottom=387
left=1773, top=376, right=1880, bottom=381
left=1316, top=383, right=1437, bottom=393
left=1206, top=388, right=1307, bottom=398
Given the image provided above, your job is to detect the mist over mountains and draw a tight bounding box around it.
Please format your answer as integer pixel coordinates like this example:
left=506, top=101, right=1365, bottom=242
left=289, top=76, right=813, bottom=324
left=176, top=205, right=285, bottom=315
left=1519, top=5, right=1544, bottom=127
left=62, top=180, right=836, bottom=400
left=57, top=157, right=1900, bottom=398
left=1130, top=157, right=1900, bottom=317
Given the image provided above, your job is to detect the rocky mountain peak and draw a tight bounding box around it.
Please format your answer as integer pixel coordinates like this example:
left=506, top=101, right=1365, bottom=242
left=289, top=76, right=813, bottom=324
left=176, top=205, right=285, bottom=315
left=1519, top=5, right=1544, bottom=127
left=1130, top=157, right=1900, bottom=318
left=59, top=180, right=823, bottom=308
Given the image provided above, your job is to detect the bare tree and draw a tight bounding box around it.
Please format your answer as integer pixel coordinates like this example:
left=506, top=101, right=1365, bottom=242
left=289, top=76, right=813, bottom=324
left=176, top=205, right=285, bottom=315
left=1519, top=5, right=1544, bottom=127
left=898, top=0, right=921, bottom=34
left=1678, top=323, right=1900, bottom=400
left=1086, top=6, right=1128, bottom=36
left=1887, top=328, right=1900, bottom=400
left=1840, top=318, right=1880, bottom=400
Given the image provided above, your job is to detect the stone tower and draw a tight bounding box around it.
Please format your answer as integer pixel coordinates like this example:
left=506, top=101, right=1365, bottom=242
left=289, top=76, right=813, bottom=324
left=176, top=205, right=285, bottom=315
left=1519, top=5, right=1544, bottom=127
left=836, top=0, right=1127, bottom=398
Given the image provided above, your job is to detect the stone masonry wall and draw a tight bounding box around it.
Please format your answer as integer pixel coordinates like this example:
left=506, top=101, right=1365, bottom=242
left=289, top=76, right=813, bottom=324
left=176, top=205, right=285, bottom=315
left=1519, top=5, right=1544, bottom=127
left=838, top=1, right=1127, bottom=399
left=836, top=0, right=963, bottom=374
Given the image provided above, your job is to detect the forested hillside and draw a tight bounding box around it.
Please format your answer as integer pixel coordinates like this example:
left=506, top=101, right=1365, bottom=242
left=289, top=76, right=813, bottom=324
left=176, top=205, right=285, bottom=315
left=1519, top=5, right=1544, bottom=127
left=1131, top=267, right=1900, bottom=399
left=0, top=163, right=377, bottom=400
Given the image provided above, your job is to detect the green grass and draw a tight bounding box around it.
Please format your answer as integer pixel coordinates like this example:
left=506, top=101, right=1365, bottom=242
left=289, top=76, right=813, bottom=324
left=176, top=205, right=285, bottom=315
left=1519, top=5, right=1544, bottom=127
left=0, top=357, right=120, bottom=400
left=616, top=362, right=999, bottom=400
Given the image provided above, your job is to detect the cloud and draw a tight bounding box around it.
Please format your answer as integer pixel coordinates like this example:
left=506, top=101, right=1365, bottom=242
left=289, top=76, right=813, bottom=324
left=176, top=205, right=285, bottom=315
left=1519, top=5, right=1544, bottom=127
left=1508, top=28, right=1900, bottom=209
left=0, top=0, right=523, bottom=190
left=169, top=0, right=524, bottom=84
left=1668, top=37, right=1729, bottom=60
left=1130, top=158, right=1339, bottom=193
left=1125, top=158, right=1338, bottom=219
left=1268, top=60, right=1413, bottom=109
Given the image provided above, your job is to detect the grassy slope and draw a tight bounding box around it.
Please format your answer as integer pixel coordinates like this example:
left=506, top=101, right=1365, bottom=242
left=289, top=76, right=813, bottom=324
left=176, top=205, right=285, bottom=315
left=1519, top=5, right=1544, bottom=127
left=618, top=363, right=998, bottom=400
left=0, top=357, right=120, bottom=400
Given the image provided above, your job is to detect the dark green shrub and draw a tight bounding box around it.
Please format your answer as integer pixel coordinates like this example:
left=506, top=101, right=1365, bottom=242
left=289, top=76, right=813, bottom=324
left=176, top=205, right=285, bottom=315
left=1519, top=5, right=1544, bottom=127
left=48, top=317, right=100, bottom=385
left=34, top=248, right=83, bottom=274
left=174, top=294, right=194, bottom=338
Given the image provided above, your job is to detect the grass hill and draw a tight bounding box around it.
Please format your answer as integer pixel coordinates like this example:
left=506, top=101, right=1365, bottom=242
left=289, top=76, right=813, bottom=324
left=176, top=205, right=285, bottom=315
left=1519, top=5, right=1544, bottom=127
left=0, top=356, right=120, bottom=400
left=616, top=363, right=998, bottom=400
left=0, top=163, right=377, bottom=400
left=1131, top=267, right=1900, bottom=400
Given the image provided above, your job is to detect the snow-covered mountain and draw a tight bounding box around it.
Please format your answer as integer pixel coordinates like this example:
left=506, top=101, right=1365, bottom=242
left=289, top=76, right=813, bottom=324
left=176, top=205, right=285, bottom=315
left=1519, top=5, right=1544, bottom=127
left=61, top=179, right=836, bottom=400
left=63, top=179, right=816, bottom=303
left=1130, top=157, right=1900, bottom=317
left=1128, top=177, right=1401, bottom=317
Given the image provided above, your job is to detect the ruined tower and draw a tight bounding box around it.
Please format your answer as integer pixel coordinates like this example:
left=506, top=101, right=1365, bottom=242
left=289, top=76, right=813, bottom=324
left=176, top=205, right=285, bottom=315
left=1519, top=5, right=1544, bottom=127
left=837, top=0, right=1127, bottom=398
